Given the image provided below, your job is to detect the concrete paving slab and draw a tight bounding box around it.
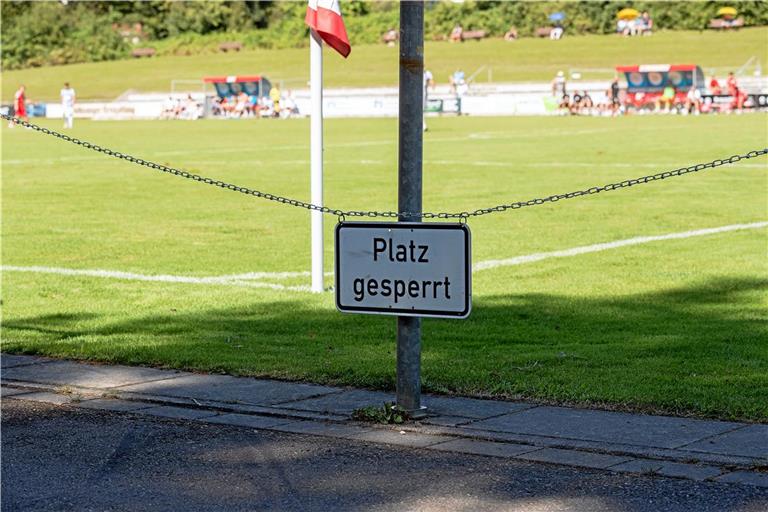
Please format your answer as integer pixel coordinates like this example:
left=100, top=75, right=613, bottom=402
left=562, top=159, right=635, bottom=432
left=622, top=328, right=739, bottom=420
left=74, top=399, right=155, bottom=413
left=279, top=389, right=533, bottom=420
left=467, top=406, right=742, bottom=449
left=2, top=360, right=184, bottom=389
left=136, top=406, right=218, bottom=421
left=681, top=424, right=768, bottom=458
left=1, top=354, right=53, bottom=368
left=118, top=373, right=339, bottom=407
left=15, top=391, right=73, bottom=405
left=275, top=389, right=393, bottom=415
left=273, top=420, right=372, bottom=439
left=422, top=396, right=535, bottom=419
left=422, top=415, right=474, bottom=427
left=0, top=387, right=33, bottom=398
left=429, top=438, right=540, bottom=458
left=350, top=429, right=449, bottom=448
left=611, top=459, right=723, bottom=481
left=202, top=413, right=291, bottom=430
left=715, top=471, right=768, bottom=488
left=517, top=448, right=631, bottom=470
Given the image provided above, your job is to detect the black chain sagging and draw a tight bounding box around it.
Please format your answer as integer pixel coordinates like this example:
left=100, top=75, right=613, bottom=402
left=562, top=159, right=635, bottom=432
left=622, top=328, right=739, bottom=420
left=4, top=113, right=766, bottom=221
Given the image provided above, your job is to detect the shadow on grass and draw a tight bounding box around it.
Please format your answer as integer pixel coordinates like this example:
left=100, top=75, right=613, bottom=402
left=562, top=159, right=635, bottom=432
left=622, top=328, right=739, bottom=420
left=4, top=276, right=767, bottom=418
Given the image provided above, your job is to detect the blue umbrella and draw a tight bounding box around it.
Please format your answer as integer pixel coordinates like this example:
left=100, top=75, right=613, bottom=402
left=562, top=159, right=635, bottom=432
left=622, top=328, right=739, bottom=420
left=549, top=12, right=566, bottom=22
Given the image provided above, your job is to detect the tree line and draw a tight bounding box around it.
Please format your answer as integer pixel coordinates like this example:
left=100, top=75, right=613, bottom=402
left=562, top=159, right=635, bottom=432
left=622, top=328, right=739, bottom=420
left=2, top=1, right=766, bottom=70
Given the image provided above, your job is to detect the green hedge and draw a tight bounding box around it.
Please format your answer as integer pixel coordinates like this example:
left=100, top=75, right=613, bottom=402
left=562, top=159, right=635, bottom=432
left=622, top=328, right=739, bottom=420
left=3, top=1, right=767, bottom=70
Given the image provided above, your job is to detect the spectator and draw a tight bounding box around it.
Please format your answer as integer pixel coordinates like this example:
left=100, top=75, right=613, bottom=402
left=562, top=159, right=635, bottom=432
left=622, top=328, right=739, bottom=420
left=423, top=69, right=434, bottom=131
left=684, top=85, right=702, bottom=115
left=656, top=85, right=676, bottom=113
left=248, top=94, right=260, bottom=116
left=182, top=94, right=201, bottom=120
left=161, top=96, right=176, bottom=119
left=281, top=90, right=299, bottom=118
left=220, top=95, right=234, bottom=117
left=638, top=11, right=653, bottom=35
left=384, top=28, right=398, bottom=46
left=260, top=96, right=274, bottom=118
left=551, top=71, right=567, bottom=97
left=173, top=97, right=185, bottom=118
left=449, top=70, right=467, bottom=97
left=558, top=94, right=571, bottom=115
left=608, top=76, right=621, bottom=116
left=617, top=19, right=630, bottom=36
left=709, top=76, right=722, bottom=95
left=504, top=26, right=518, bottom=41
left=550, top=21, right=564, bottom=40
left=450, top=24, right=463, bottom=43
left=234, top=91, right=249, bottom=117
left=580, top=90, right=594, bottom=114
left=571, top=90, right=583, bottom=114
left=270, top=85, right=282, bottom=118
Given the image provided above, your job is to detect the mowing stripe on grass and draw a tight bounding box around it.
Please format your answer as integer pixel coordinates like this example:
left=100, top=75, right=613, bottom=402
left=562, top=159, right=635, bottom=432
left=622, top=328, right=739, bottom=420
left=3, top=222, right=765, bottom=290
left=473, top=221, right=768, bottom=272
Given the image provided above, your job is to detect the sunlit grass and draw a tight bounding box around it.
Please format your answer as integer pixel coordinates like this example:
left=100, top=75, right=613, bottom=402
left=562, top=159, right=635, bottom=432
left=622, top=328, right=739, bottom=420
left=2, top=114, right=767, bottom=420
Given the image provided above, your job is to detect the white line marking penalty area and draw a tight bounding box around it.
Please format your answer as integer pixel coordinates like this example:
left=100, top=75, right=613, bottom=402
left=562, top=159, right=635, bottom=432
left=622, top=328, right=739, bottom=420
left=3, top=221, right=765, bottom=291
left=473, top=221, right=768, bottom=271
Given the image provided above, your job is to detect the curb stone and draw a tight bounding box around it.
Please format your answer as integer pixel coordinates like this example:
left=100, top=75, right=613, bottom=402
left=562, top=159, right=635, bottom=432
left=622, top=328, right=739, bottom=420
left=2, top=354, right=767, bottom=488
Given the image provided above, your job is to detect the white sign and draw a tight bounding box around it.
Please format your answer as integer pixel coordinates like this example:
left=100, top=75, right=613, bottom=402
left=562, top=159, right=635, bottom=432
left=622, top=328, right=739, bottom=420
left=335, top=222, right=471, bottom=318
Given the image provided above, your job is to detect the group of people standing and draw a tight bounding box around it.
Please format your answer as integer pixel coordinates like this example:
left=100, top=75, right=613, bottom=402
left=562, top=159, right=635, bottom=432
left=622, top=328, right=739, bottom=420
left=8, top=83, right=76, bottom=129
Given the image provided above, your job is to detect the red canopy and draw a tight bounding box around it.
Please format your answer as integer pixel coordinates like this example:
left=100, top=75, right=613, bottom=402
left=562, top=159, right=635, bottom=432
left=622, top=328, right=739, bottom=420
left=203, top=76, right=264, bottom=84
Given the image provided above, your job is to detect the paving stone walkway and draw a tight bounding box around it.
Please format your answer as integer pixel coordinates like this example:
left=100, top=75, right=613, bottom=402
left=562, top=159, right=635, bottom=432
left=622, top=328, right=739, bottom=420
left=2, top=354, right=766, bottom=487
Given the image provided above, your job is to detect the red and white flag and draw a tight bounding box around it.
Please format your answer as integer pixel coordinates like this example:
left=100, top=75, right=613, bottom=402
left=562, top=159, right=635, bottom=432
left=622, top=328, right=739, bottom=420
left=305, top=0, right=351, bottom=58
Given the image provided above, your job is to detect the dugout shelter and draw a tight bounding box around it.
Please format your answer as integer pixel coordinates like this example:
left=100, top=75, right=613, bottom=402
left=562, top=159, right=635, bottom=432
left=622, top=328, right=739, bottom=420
left=203, top=75, right=272, bottom=100
left=617, top=64, right=704, bottom=111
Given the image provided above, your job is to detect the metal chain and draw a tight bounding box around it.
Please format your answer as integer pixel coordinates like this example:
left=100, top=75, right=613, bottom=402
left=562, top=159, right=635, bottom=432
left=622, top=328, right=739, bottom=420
left=4, top=113, right=766, bottom=221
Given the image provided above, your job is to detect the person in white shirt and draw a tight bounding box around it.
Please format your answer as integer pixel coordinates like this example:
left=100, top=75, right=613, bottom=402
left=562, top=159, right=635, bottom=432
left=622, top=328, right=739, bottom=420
left=423, top=69, right=434, bottom=132
left=60, top=82, right=76, bottom=128
left=685, top=85, right=702, bottom=115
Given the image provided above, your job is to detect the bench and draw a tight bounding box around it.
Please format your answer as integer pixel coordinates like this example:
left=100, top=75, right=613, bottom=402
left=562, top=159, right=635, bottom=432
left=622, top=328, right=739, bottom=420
left=708, top=18, right=744, bottom=29
left=535, top=27, right=553, bottom=38
left=461, top=30, right=487, bottom=41
left=131, top=47, right=155, bottom=58
left=218, top=41, right=243, bottom=52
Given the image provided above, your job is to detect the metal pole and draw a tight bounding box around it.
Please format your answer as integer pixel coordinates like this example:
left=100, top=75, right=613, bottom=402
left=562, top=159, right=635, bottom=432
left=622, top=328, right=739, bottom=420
left=397, top=1, right=425, bottom=417
left=310, top=29, right=324, bottom=293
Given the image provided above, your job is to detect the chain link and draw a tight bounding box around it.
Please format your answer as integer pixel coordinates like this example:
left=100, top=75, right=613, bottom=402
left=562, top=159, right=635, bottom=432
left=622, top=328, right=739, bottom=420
left=4, top=113, right=766, bottom=221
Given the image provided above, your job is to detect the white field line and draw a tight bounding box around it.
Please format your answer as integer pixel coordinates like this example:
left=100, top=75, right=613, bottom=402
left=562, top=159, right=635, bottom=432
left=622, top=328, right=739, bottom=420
left=3, top=222, right=765, bottom=290
left=0, top=266, right=310, bottom=292
left=473, top=221, right=768, bottom=272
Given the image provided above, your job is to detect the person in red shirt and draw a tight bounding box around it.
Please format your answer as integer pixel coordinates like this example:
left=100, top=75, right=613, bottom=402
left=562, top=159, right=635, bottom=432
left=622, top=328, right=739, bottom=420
left=709, top=76, right=722, bottom=95
left=10, top=85, right=28, bottom=127
left=726, top=72, right=745, bottom=112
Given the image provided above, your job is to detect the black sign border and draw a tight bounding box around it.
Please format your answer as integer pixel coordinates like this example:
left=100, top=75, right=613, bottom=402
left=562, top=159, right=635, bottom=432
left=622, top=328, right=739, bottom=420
left=335, top=221, right=472, bottom=319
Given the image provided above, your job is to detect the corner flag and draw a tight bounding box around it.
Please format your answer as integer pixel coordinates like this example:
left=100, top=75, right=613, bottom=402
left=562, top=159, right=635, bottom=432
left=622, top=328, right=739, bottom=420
left=305, top=0, right=351, bottom=58
left=305, top=1, right=350, bottom=292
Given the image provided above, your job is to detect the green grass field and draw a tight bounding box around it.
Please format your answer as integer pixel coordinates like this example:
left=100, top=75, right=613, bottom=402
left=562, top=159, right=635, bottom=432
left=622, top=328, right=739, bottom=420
left=3, top=28, right=767, bottom=102
left=2, top=114, right=767, bottom=421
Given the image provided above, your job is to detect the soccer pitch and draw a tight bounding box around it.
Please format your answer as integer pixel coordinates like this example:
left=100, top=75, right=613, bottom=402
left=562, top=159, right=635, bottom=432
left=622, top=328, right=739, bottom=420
left=3, top=115, right=767, bottom=421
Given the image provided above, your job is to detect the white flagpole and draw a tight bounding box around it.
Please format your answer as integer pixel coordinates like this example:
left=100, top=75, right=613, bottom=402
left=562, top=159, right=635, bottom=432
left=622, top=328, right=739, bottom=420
left=310, top=29, right=324, bottom=293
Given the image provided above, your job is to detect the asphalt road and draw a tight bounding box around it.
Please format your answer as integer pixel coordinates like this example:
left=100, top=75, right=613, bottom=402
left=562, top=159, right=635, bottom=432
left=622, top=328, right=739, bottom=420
left=2, top=399, right=766, bottom=512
